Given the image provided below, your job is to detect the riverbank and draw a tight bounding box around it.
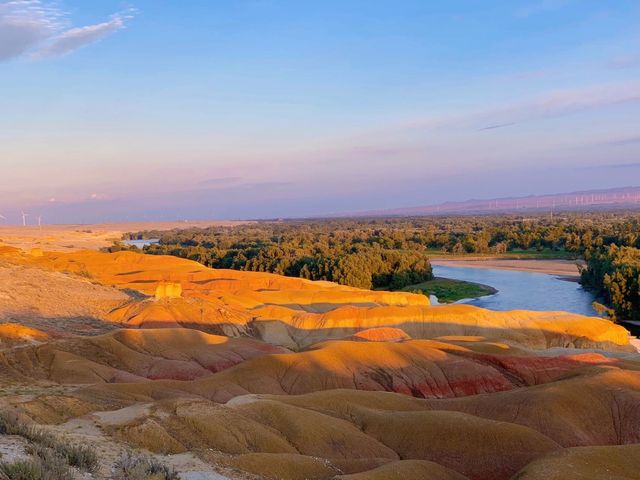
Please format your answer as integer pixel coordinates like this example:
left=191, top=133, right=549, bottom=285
left=431, top=264, right=597, bottom=315
left=431, top=258, right=583, bottom=279
left=401, top=277, right=497, bottom=303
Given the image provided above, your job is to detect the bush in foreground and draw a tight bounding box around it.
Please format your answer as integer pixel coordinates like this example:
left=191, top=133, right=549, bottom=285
left=112, top=451, right=180, bottom=480
left=0, top=411, right=99, bottom=478
left=0, top=458, right=44, bottom=480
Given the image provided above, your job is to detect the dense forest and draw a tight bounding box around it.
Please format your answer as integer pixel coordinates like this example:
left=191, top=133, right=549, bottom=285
left=122, top=212, right=640, bottom=317
left=580, top=245, right=640, bottom=321
left=126, top=220, right=435, bottom=290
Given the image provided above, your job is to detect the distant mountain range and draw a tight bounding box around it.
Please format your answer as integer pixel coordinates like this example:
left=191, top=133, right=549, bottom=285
left=350, top=186, right=640, bottom=217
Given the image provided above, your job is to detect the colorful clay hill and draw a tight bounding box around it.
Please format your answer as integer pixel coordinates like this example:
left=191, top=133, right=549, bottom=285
left=0, top=246, right=638, bottom=479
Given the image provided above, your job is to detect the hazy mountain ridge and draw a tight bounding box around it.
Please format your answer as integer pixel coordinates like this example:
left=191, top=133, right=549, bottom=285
left=349, top=186, right=640, bottom=217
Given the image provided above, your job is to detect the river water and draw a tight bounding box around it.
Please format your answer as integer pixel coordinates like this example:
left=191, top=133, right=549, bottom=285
left=118, top=246, right=598, bottom=316
left=124, top=239, right=160, bottom=248
left=432, top=265, right=597, bottom=316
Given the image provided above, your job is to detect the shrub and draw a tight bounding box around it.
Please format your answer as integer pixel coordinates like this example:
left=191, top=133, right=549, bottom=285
left=62, top=444, right=99, bottom=473
left=0, top=411, right=99, bottom=476
left=0, top=459, right=43, bottom=480
left=25, top=445, right=72, bottom=479
left=112, top=451, right=180, bottom=480
left=0, top=451, right=72, bottom=480
left=0, top=411, right=25, bottom=436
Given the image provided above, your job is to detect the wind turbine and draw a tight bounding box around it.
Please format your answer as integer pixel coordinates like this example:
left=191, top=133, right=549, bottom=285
left=21, top=211, right=29, bottom=227
left=0, top=214, right=6, bottom=223
left=37, top=215, right=42, bottom=230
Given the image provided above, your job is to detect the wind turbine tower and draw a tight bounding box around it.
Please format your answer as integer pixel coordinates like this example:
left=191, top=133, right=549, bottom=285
left=21, top=211, right=29, bottom=227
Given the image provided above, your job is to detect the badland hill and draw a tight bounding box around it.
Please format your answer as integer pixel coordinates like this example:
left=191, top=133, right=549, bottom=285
left=0, top=236, right=638, bottom=479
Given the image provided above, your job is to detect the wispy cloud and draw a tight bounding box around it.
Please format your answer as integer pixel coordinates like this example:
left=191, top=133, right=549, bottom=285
left=0, top=0, right=61, bottom=60
left=0, top=1, right=134, bottom=62
left=394, top=81, right=640, bottom=134
left=478, top=122, right=516, bottom=131
left=471, top=81, right=640, bottom=128
left=35, top=10, right=133, bottom=59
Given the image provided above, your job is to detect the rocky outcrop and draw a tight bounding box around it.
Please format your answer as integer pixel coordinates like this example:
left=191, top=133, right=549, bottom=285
left=154, top=281, right=182, bottom=299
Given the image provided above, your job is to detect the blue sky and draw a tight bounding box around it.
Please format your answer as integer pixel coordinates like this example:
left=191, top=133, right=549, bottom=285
left=1, top=0, right=639, bottom=223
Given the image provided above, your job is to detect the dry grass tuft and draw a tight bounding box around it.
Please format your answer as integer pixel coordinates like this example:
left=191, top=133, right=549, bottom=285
left=0, top=411, right=99, bottom=477
left=111, top=451, right=181, bottom=480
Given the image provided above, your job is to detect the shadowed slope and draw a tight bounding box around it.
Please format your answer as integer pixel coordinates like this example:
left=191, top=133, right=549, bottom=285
left=422, top=367, right=640, bottom=447
left=353, top=409, right=559, bottom=480
left=104, top=393, right=559, bottom=480
left=513, top=443, right=640, bottom=480
left=336, top=460, right=469, bottom=480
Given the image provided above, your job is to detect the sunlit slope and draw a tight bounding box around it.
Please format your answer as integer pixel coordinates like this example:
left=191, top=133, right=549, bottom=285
left=1, top=248, right=631, bottom=351
left=19, top=249, right=427, bottom=306
left=249, top=303, right=631, bottom=349
left=0, top=251, right=130, bottom=335
left=0, top=323, right=50, bottom=348
left=0, top=327, right=287, bottom=383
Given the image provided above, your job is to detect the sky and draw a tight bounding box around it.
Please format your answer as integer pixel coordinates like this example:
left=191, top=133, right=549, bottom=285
left=1, top=0, right=639, bottom=223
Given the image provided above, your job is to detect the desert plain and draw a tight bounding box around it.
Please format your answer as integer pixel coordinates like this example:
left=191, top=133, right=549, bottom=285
left=0, top=226, right=639, bottom=480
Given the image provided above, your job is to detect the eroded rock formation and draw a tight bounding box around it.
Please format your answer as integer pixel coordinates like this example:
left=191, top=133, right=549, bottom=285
left=0, top=247, right=638, bottom=479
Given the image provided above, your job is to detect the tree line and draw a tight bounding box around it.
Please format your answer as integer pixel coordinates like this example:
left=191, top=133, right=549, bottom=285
left=125, top=220, right=438, bottom=289
left=580, top=245, right=640, bottom=321
left=122, top=213, right=640, bottom=316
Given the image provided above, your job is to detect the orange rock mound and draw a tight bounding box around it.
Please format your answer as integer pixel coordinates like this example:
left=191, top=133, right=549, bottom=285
left=0, top=323, right=49, bottom=348
left=346, top=327, right=411, bottom=342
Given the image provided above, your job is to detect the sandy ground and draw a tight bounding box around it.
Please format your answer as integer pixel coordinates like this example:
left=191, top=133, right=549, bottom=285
left=431, top=258, right=583, bottom=278
left=0, top=434, right=29, bottom=464
left=46, top=404, right=233, bottom=479
left=0, top=221, right=250, bottom=252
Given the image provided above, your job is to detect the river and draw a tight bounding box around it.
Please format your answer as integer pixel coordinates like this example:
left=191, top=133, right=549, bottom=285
left=124, top=239, right=160, bottom=248
left=432, top=264, right=598, bottom=316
